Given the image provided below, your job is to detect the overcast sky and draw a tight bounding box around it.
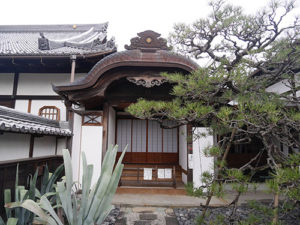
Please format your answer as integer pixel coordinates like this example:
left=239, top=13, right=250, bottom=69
left=0, top=0, right=298, bottom=50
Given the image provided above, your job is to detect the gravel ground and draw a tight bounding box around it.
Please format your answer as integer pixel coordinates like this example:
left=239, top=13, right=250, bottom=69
left=102, top=207, right=121, bottom=225
left=174, top=203, right=300, bottom=225
left=102, top=203, right=300, bottom=225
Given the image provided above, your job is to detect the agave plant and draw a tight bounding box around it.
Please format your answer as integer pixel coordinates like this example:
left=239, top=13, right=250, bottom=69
left=8, top=145, right=126, bottom=225
left=0, top=164, right=38, bottom=225
left=1, top=162, right=64, bottom=225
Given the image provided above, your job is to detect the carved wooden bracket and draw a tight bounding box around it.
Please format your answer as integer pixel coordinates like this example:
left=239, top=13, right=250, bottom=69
left=125, top=30, right=171, bottom=52
left=127, top=76, right=167, bottom=88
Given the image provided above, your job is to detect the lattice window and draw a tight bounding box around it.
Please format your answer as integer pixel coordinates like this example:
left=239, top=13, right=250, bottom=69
left=39, top=106, right=60, bottom=121
left=82, top=114, right=102, bottom=126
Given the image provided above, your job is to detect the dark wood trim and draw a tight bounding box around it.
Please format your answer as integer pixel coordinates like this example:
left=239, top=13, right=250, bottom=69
left=66, top=111, right=74, bottom=156
left=29, top=135, right=35, bottom=158
left=0, top=155, right=63, bottom=166
left=0, top=95, right=62, bottom=100
left=162, top=126, right=164, bottom=153
left=81, top=112, right=103, bottom=126
left=12, top=72, right=19, bottom=108
left=101, top=103, right=109, bottom=162
left=146, top=119, right=148, bottom=162
left=187, top=124, right=193, bottom=183
left=55, top=137, right=58, bottom=155
left=177, top=127, right=180, bottom=162
left=179, top=165, right=188, bottom=175
left=12, top=72, right=19, bottom=96
left=130, top=119, right=133, bottom=155
left=27, top=99, right=32, bottom=113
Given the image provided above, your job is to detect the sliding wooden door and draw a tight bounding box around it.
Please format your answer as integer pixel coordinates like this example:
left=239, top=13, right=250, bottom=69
left=116, top=119, right=178, bottom=164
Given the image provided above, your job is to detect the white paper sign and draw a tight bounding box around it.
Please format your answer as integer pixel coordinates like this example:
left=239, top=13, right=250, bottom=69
left=188, top=154, right=193, bottom=169
left=157, top=169, right=165, bottom=179
left=144, top=168, right=152, bottom=180
left=164, top=168, right=172, bottom=179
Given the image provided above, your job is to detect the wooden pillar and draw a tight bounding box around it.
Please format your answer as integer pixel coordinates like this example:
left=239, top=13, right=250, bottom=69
left=187, top=124, right=193, bottom=183
left=67, top=55, right=76, bottom=154
left=12, top=72, right=19, bottom=108
left=102, top=103, right=109, bottom=162
left=66, top=111, right=74, bottom=156
left=29, top=135, right=35, bottom=158
left=27, top=99, right=32, bottom=113
left=70, top=55, right=76, bottom=83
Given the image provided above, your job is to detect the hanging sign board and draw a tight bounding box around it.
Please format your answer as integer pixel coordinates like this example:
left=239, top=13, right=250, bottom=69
left=144, top=168, right=152, bottom=180
left=164, top=168, right=172, bottom=179
left=157, top=169, right=165, bottom=179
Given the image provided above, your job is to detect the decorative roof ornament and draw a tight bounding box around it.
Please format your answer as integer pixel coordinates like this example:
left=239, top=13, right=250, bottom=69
left=127, top=76, right=167, bottom=88
left=38, top=32, right=50, bottom=50
left=37, top=24, right=115, bottom=51
left=125, top=30, right=171, bottom=52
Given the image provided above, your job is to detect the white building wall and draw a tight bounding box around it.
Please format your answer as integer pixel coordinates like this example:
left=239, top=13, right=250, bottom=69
left=179, top=125, right=188, bottom=184
left=192, top=127, right=214, bottom=188
left=266, top=77, right=299, bottom=97
left=107, top=106, right=116, bottom=149
left=56, top=138, right=67, bottom=155
left=79, top=126, right=103, bottom=186
left=266, top=79, right=291, bottom=94
left=15, top=100, right=29, bottom=113
left=0, top=133, right=30, bottom=161
left=32, top=136, right=56, bottom=157
left=71, top=113, right=82, bottom=183
left=30, top=100, right=67, bottom=121
left=17, top=73, right=86, bottom=96
left=0, top=73, right=14, bottom=95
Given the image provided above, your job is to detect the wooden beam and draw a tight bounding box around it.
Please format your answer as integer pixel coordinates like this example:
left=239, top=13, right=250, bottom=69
left=12, top=72, right=19, bottom=97
left=29, top=135, right=35, bottom=158
left=66, top=111, right=74, bottom=156
left=12, top=72, right=19, bottom=108
left=101, top=103, right=109, bottom=162
left=0, top=95, right=62, bottom=100
left=187, top=124, right=193, bottom=183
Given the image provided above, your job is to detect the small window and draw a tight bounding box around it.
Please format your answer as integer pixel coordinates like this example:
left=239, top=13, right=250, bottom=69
left=39, top=106, right=60, bottom=121
left=82, top=113, right=102, bottom=126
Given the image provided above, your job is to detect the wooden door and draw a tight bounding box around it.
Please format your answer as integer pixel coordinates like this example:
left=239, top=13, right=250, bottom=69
left=116, top=119, right=178, bottom=164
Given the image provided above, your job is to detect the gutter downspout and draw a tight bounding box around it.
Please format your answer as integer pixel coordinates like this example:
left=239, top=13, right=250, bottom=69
left=70, top=55, right=77, bottom=83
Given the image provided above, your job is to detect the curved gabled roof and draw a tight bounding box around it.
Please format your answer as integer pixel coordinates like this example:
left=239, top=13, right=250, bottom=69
left=53, top=49, right=199, bottom=93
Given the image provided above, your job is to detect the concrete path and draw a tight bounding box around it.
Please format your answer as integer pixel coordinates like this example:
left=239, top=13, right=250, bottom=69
left=115, top=207, right=179, bottom=225
left=112, top=191, right=274, bottom=207
left=112, top=193, right=226, bottom=207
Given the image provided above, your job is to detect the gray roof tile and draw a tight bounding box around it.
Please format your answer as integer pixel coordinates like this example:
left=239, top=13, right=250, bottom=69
left=0, top=106, right=72, bottom=136
left=0, top=23, right=116, bottom=56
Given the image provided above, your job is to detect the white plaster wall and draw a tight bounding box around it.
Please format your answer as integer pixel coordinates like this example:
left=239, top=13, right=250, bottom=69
left=0, top=133, right=30, bottom=161
left=266, top=79, right=291, bottom=94
left=56, top=138, right=67, bottom=155
left=32, top=136, right=56, bottom=157
left=107, top=106, right=116, bottom=149
left=30, top=100, right=67, bottom=121
left=179, top=125, right=188, bottom=184
left=17, top=73, right=86, bottom=96
left=0, top=73, right=14, bottom=95
left=71, top=113, right=82, bottom=183
left=79, top=126, right=103, bottom=186
left=14, top=100, right=29, bottom=113
left=192, top=127, right=214, bottom=188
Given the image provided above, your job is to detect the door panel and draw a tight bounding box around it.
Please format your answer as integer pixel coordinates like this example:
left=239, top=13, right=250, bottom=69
left=116, top=119, right=178, bottom=164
